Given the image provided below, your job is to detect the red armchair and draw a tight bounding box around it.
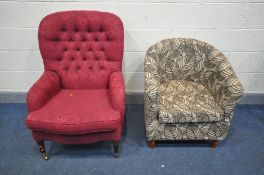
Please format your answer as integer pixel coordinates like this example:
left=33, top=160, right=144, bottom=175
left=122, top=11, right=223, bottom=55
left=26, top=11, right=125, bottom=159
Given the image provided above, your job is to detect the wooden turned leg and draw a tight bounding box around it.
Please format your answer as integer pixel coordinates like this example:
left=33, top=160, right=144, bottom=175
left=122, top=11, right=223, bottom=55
left=36, top=141, right=49, bottom=160
left=148, top=140, right=156, bottom=149
left=113, top=141, right=119, bottom=158
left=210, top=140, right=219, bottom=148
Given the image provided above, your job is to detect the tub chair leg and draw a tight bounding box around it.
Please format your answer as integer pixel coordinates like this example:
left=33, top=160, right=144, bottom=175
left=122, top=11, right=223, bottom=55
left=210, top=140, right=219, bottom=148
left=148, top=140, right=156, bottom=149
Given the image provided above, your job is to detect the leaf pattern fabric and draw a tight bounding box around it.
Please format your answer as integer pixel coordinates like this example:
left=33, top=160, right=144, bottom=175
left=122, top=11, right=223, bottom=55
left=158, top=80, right=224, bottom=124
left=144, top=38, right=244, bottom=141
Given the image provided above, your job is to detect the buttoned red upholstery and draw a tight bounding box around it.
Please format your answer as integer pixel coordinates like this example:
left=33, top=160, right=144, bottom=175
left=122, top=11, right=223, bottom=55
left=26, top=11, right=125, bottom=145
left=39, top=11, right=123, bottom=89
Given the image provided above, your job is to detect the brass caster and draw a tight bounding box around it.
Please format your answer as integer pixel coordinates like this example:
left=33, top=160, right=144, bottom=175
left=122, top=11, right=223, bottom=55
left=42, top=153, right=49, bottom=160
left=37, top=141, right=49, bottom=160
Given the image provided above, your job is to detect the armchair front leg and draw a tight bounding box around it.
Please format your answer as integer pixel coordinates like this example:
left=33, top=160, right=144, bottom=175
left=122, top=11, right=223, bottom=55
left=36, top=141, right=48, bottom=160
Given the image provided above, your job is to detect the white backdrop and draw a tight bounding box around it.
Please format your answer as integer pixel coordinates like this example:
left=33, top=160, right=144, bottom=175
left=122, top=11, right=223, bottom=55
left=0, top=0, right=264, bottom=93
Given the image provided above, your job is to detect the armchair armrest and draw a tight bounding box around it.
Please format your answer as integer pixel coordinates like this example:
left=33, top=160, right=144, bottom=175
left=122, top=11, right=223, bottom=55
left=109, top=72, right=125, bottom=118
left=207, top=54, right=244, bottom=121
left=220, top=69, right=244, bottom=120
left=144, top=72, right=160, bottom=140
left=27, top=71, right=61, bottom=112
left=144, top=48, right=161, bottom=140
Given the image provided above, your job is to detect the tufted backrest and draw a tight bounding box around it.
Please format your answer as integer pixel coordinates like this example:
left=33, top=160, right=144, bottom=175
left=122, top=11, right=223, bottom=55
left=38, top=11, right=124, bottom=89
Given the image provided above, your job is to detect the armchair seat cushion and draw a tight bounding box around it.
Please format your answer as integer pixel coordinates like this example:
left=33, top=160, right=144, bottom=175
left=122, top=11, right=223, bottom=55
left=158, top=80, right=224, bottom=124
left=26, top=89, right=121, bottom=135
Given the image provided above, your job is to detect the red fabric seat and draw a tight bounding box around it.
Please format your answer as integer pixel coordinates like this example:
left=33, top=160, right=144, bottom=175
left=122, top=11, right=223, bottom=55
left=26, top=89, right=120, bottom=134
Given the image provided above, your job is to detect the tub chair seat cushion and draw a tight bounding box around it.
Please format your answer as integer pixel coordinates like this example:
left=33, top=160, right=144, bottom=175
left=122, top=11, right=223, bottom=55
left=158, top=80, right=224, bottom=124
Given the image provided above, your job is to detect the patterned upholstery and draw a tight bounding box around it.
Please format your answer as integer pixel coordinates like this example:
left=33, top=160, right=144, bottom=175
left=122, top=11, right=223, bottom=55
left=144, top=38, right=244, bottom=141
left=26, top=11, right=125, bottom=145
left=158, top=80, right=224, bottom=124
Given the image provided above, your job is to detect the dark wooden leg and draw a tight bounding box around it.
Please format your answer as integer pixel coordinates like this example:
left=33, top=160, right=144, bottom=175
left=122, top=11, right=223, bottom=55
left=113, top=141, right=119, bottom=158
left=210, top=140, right=219, bottom=148
left=36, top=141, right=48, bottom=160
left=148, top=140, right=156, bottom=148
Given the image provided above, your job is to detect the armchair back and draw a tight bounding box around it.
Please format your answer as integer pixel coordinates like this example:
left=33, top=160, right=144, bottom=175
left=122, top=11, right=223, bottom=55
left=145, top=38, right=243, bottom=112
left=39, top=11, right=124, bottom=89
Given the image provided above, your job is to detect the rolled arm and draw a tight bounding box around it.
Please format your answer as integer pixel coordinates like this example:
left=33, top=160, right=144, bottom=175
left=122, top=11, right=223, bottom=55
left=109, top=72, right=125, bottom=118
left=27, top=71, right=61, bottom=112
